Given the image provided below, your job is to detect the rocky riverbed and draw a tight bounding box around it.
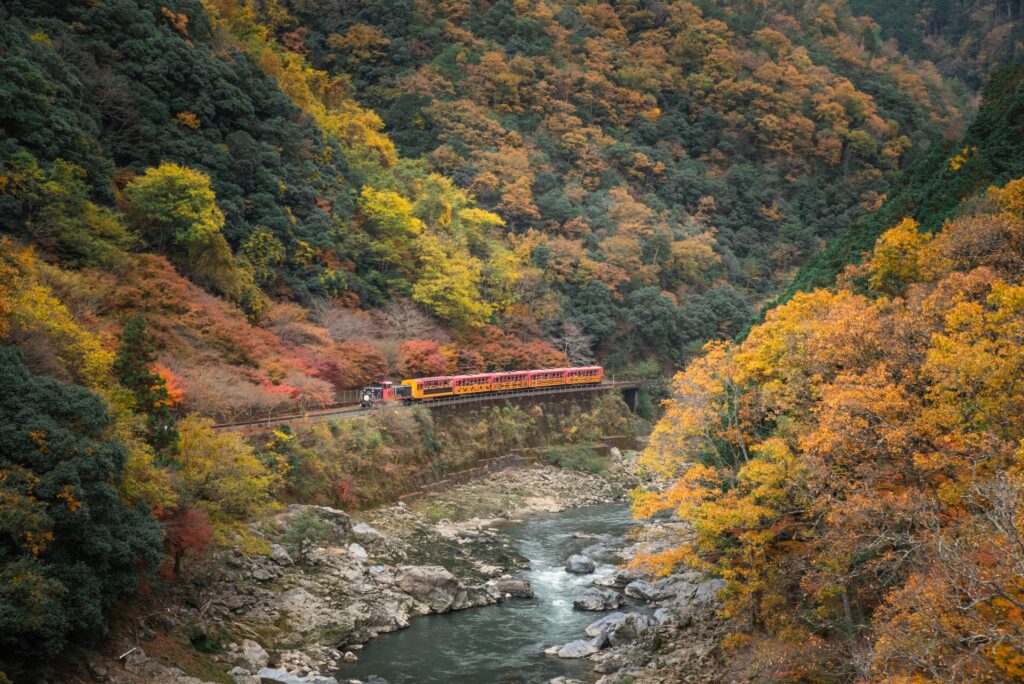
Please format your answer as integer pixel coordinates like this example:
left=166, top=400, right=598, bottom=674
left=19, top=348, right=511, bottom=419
left=73, top=451, right=726, bottom=684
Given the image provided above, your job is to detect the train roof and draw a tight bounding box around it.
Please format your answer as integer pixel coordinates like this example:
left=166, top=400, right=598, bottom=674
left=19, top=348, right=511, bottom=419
left=404, top=366, right=602, bottom=383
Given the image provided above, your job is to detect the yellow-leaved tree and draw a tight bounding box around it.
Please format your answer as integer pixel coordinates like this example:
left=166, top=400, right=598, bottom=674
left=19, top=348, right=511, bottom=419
left=0, top=239, right=176, bottom=512
left=174, top=414, right=281, bottom=550
left=124, top=162, right=267, bottom=321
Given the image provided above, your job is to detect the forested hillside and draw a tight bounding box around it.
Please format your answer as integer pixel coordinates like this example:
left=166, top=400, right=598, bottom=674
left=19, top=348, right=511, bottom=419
left=274, top=0, right=968, bottom=359
left=0, top=0, right=1011, bottom=680
left=850, top=0, right=1023, bottom=87
left=637, top=125, right=1024, bottom=681
left=1, top=0, right=970, bottom=389
left=783, top=63, right=1024, bottom=299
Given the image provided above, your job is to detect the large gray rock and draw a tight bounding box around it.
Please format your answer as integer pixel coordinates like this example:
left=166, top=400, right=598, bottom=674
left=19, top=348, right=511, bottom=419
left=286, top=504, right=352, bottom=540
left=492, top=577, right=534, bottom=598
left=573, top=586, right=624, bottom=611
left=351, top=521, right=386, bottom=545
left=691, top=578, right=726, bottom=604
left=235, top=639, right=270, bottom=671
left=603, top=567, right=643, bottom=587
left=121, top=648, right=216, bottom=684
left=228, top=667, right=261, bottom=684
left=556, top=640, right=599, bottom=658
left=653, top=607, right=674, bottom=625
left=565, top=554, right=595, bottom=574
left=396, top=565, right=468, bottom=612
left=623, top=580, right=657, bottom=601
left=585, top=611, right=628, bottom=638
left=270, top=544, right=293, bottom=566
left=584, top=611, right=652, bottom=646
left=256, top=669, right=338, bottom=684
left=607, top=613, right=653, bottom=645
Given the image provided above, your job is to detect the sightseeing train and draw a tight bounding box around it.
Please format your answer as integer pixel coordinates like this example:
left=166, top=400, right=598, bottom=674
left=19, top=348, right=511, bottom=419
left=359, top=366, right=604, bottom=407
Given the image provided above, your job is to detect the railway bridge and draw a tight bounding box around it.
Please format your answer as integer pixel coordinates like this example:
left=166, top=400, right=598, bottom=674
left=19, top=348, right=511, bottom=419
left=213, top=379, right=643, bottom=435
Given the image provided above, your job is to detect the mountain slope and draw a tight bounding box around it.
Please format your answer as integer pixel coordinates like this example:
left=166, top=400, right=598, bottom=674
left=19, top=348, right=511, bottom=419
left=781, top=64, right=1024, bottom=300
left=0, top=2, right=1003, bottom=678
left=849, top=0, right=1023, bottom=87
left=638, top=170, right=1024, bottom=683
left=241, top=0, right=969, bottom=358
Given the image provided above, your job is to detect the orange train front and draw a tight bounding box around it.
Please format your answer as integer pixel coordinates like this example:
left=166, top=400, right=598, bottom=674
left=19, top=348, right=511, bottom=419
left=359, top=367, right=604, bottom=407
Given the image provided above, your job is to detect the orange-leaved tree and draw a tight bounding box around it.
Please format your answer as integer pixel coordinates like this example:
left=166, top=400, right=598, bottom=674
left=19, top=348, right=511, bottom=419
left=633, top=177, right=1024, bottom=680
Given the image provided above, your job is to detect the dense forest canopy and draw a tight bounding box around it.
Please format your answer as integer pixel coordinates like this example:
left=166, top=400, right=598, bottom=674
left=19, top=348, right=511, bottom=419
left=777, top=63, right=1024, bottom=306
left=849, top=0, right=1024, bottom=87
left=636, top=69, right=1024, bottom=681
left=270, top=0, right=971, bottom=358
left=0, top=0, right=1019, bottom=680
left=1, top=0, right=973, bottom=376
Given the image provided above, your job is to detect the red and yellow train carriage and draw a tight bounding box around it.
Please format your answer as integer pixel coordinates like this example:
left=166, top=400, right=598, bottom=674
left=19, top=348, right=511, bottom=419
left=361, top=366, right=603, bottom=406
left=398, top=366, right=603, bottom=402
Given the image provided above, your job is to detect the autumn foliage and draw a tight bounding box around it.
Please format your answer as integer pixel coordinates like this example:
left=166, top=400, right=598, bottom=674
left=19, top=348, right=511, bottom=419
left=161, top=507, right=214, bottom=579
left=0, top=0, right=1013, bottom=679
left=635, top=178, right=1024, bottom=682
left=399, top=339, right=450, bottom=377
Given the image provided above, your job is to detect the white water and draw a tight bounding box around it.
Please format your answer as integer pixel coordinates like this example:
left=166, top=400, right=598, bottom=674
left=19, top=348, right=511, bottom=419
left=339, top=502, right=639, bottom=684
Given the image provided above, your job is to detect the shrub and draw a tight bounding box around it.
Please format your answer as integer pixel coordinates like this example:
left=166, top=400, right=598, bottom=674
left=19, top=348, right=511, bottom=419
left=282, top=511, right=332, bottom=563
left=399, top=339, right=450, bottom=377
left=541, top=444, right=607, bottom=474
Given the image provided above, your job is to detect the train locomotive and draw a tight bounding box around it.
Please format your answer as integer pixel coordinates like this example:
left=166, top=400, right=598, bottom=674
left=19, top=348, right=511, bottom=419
left=359, top=366, right=604, bottom=408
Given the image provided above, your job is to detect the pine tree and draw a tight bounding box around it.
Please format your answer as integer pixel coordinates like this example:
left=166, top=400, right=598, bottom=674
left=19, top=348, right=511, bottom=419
left=113, top=314, right=178, bottom=454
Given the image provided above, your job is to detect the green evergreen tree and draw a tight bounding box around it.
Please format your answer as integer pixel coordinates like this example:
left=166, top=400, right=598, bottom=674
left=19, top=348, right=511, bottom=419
left=113, top=314, right=178, bottom=454
left=0, top=345, right=163, bottom=681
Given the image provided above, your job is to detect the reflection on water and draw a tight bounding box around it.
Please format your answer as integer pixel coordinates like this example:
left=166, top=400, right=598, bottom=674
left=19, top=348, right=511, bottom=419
left=339, top=502, right=638, bottom=684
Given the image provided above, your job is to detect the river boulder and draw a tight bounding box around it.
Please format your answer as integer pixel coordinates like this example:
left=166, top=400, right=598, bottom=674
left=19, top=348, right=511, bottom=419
left=565, top=554, right=596, bottom=574
left=624, top=580, right=657, bottom=601
left=609, top=613, right=653, bottom=645
left=585, top=611, right=627, bottom=637
left=595, top=567, right=643, bottom=587
left=556, top=640, right=599, bottom=658
left=573, top=586, right=625, bottom=611
left=492, top=577, right=534, bottom=598
left=584, top=611, right=652, bottom=646
left=256, top=668, right=337, bottom=684
left=396, top=565, right=469, bottom=612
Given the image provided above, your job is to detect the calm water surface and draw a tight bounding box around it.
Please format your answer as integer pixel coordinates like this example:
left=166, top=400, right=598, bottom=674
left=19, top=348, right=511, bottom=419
left=339, top=502, right=638, bottom=684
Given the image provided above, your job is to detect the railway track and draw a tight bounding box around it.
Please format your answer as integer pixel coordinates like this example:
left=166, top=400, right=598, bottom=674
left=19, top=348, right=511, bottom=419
left=212, top=380, right=642, bottom=434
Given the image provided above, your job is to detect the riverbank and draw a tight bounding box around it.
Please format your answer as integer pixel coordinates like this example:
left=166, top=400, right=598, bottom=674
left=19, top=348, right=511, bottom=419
left=65, top=444, right=725, bottom=684
left=69, top=450, right=637, bottom=684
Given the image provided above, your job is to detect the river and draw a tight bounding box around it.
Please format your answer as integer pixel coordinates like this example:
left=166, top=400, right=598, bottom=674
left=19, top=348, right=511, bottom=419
left=339, top=502, right=640, bottom=683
